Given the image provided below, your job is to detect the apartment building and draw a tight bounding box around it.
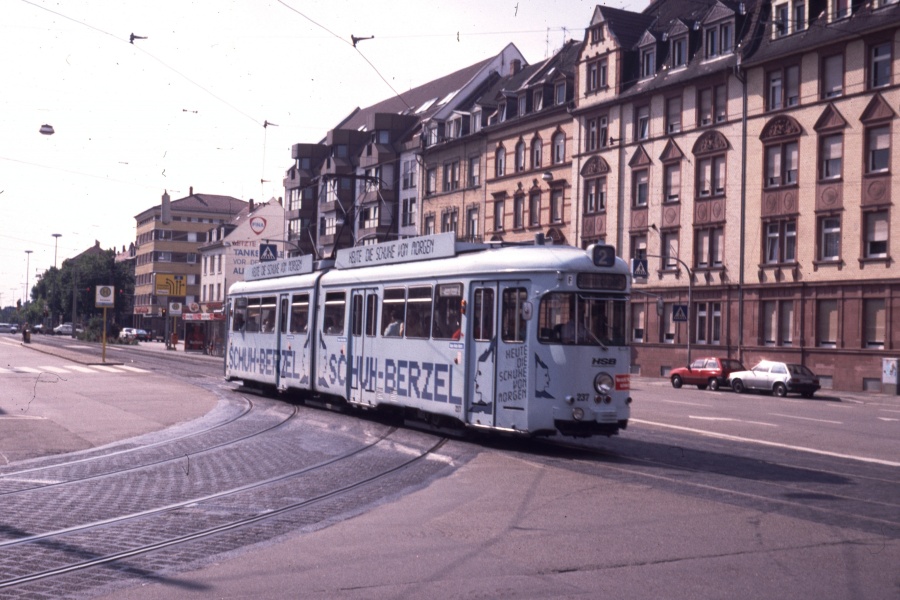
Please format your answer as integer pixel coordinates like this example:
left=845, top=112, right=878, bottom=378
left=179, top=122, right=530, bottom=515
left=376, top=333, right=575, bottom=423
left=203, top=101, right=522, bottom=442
left=133, top=189, right=247, bottom=336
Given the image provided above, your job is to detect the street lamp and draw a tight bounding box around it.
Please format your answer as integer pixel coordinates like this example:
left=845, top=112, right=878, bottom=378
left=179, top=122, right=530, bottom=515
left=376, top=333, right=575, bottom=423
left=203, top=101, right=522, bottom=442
left=52, top=233, right=61, bottom=268
left=24, top=250, right=33, bottom=305
left=647, top=224, right=693, bottom=364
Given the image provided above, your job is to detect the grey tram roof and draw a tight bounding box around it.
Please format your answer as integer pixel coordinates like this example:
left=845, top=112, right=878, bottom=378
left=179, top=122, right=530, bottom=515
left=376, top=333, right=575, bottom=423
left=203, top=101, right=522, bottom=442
left=230, top=243, right=630, bottom=296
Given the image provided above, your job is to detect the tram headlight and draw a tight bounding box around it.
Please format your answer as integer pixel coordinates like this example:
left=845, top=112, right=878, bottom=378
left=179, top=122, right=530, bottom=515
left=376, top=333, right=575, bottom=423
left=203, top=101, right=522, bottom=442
left=593, top=372, right=614, bottom=395
left=572, top=407, right=585, bottom=421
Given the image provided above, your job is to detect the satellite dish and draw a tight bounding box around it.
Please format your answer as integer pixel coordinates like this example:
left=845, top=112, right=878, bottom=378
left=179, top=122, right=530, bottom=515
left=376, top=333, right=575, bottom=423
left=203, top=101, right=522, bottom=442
left=40, top=124, right=55, bottom=135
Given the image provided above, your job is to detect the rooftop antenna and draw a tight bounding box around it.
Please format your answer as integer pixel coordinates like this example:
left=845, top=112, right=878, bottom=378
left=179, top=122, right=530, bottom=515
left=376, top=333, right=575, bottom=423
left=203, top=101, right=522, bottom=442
left=351, top=34, right=374, bottom=47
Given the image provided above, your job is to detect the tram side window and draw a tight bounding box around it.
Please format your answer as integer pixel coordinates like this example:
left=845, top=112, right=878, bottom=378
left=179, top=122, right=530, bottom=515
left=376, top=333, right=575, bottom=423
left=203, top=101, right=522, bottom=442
left=473, top=288, right=495, bottom=341
left=290, top=294, right=309, bottom=333
left=323, top=291, right=346, bottom=335
left=232, top=298, right=248, bottom=332
left=245, top=298, right=261, bottom=333
left=382, top=288, right=406, bottom=337
left=260, top=296, right=277, bottom=333
left=433, top=283, right=463, bottom=340
left=365, top=294, right=377, bottom=337
left=279, top=297, right=289, bottom=334
left=406, top=286, right=432, bottom=338
left=538, top=292, right=627, bottom=346
left=501, top=288, right=527, bottom=343
left=351, top=294, right=364, bottom=337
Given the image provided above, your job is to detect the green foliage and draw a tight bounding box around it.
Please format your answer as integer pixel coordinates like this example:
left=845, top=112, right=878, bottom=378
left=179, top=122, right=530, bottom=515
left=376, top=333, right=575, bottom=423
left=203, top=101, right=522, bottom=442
left=27, top=249, right=134, bottom=326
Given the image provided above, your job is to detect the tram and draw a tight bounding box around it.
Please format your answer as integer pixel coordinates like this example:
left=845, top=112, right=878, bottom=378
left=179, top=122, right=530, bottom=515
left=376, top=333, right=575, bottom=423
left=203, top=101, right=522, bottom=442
left=225, top=233, right=633, bottom=437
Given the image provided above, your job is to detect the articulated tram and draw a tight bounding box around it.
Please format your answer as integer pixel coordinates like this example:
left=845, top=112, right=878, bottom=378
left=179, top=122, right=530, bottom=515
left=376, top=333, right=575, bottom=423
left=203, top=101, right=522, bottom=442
left=225, top=233, right=632, bottom=437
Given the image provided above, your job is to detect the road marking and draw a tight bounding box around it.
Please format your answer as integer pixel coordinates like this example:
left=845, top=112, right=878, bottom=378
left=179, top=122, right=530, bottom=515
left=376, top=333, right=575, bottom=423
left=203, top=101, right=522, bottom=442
left=769, top=413, right=842, bottom=425
left=90, top=365, right=124, bottom=373
left=13, top=367, right=42, bottom=374
left=877, top=417, right=899, bottom=422
left=689, top=416, right=778, bottom=427
left=0, top=415, right=45, bottom=420
left=661, top=399, right=711, bottom=407
left=632, top=418, right=900, bottom=467
left=880, top=409, right=900, bottom=415
left=0, top=368, right=13, bottom=374
left=67, top=366, right=98, bottom=373
left=116, top=365, right=150, bottom=373
left=38, top=366, right=71, bottom=374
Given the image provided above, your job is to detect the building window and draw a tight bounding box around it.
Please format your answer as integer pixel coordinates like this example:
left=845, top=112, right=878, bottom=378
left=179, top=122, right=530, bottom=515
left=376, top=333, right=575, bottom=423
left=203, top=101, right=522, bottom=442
left=402, top=159, right=417, bottom=189
left=864, top=299, right=886, bottom=348
left=765, top=141, right=799, bottom=187
left=767, top=65, right=799, bottom=110
left=763, top=300, right=794, bottom=345
left=765, top=219, right=797, bottom=263
left=493, top=200, right=504, bottom=231
left=705, top=26, right=719, bottom=58
left=442, top=160, right=460, bottom=191
left=529, top=192, right=541, bottom=226
left=514, top=195, right=525, bottom=229
left=641, top=47, right=655, bottom=78
left=424, top=215, right=435, bottom=235
left=774, top=3, right=789, bottom=36
left=550, top=189, right=564, bottom=223
left=531, top=138, right=542, bottom=169
left=671, top=37, right=687, bottom=67
left=635, top=105, right=650, bottom=140
left=468, top=156, right=480, bottom=187
left=864, top=210, right=889, bottom=258
left=401, top=197, right=417, bottom=227
left=662, top=231, right=679, bottom=268
left=584, top=178, right=606, bottom=213
left=697, top=155, right=726, bottom=197
left=632, top=304, right=645, bottom=343
left=666, top=96, right=682, bottom=134
left=816, top=299, right=838, bottom=347
left=441, top=209, right=458, bottom=235
left=834, top=0, right=849, bottom=18
left=495, top=147, right=506, bottom=177
left=631, top=234, right=648, bottom=262
left=632, top=169, right=649, bottom=207
left=793, top=0, right=806, bottom=31
left=518, top=94, right=527, bottom=117
left=698, top=84, right=727, bottom=125
left=663, top=304, right=676, bottom=343
left=591, top=24, right=605, bottom=44
left=822, top=54, right=843, bottom=98
left=426, top=168, right=437, bottom=195
left=866, top=126, right=890, bottom=173
left=586, top=59, right=608, bottom=92
left=555, top=82, right=567, bottom=105
left=533, top=89, right=543, bottom=112
left=515, top=140, right=526, bottom=172
left=695, top=227, right=724, bottom=268
left=466, top=207, right=479, bottom=241
left=820, top=134, right=843, bottom=180
left=664, top=163, right=681, bottom=203
left=819, top=215, right=841, bottom=261
left=552, top=132, right=566, bottom=164
left=870, top=42, right=892, bottom=89
left=696, top=302, right=722, bottom=344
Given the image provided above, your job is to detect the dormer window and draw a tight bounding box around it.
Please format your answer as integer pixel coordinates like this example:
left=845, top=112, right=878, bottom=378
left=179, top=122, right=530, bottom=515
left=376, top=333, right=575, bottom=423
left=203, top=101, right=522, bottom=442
left=471, top=109, right=482, bottom=133
left=641, top=48, right=656, bottom=78
left=774, top=4, right=789, bottom=37
left=671, top=37, right=687, bottom=67
left=518, top=94, right=527, bottom=117
left=498, top=102, right=507, bottom=122
left=834, top=0, right=849, bottom=18
left=705, top=22, right=733, bottom=58
left=555, top=82, right=567, bottom=105
left=533, top=89, right=543, bottom=112
left=793, top=1, right=806, bottom=31
left=375, top=130, right=390, bottom=144
left=591, top=24, right=605, bottom=44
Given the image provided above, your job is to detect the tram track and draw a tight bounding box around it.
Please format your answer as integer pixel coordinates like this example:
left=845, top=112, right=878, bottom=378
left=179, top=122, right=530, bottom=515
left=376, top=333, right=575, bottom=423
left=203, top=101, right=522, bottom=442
left=0, top=395, right=295, bottom=496
left=0, top=427, right=449, bottom=597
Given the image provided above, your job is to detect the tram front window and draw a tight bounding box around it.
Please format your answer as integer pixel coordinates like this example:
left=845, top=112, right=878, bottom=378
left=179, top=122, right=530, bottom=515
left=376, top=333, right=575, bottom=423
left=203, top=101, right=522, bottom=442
left=538, top=292, right=626, bottom=346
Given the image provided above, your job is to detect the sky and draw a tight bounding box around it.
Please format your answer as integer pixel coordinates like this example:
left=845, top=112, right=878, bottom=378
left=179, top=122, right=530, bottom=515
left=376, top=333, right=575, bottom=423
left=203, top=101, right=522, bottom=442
left=0, top=0, right=647, bottom=307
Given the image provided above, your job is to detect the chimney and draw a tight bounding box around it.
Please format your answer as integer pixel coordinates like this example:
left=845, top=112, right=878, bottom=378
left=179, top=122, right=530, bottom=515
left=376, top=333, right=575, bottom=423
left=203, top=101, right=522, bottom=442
left=249, top=198, right=255, bottom=211
left=189, top=186, right=193, bottom=196
left=161, top=190, right=171, bottom=224
left=510, top=59, right=521, bottom=75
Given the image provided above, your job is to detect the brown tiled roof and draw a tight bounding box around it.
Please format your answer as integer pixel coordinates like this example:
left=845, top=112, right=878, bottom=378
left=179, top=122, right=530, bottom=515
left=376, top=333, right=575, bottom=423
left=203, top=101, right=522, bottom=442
left=170, top=194, right=248, bottom=215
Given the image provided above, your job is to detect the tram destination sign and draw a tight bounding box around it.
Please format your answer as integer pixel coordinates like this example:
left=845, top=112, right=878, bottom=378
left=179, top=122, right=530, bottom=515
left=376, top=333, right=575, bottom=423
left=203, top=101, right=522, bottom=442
left=246, top=255, right=314, bottom=281
left=335, top=233, right=457, bottom=269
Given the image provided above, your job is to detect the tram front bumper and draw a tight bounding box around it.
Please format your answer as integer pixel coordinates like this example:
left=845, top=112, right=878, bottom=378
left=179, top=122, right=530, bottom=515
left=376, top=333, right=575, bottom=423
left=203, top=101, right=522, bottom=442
left=553, top=406, right=628, bottom=437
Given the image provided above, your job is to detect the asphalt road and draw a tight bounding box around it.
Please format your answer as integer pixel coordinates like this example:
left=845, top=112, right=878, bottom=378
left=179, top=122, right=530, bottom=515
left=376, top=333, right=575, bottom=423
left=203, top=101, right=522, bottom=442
left=1, top=335, right=898, bottom=599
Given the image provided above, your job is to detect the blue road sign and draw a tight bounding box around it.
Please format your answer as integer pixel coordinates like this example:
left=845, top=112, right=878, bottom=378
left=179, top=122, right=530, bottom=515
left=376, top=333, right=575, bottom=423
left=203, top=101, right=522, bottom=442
left=259, top=243, right=278, bottom=262
left=673, top=304, right=689, bottom=322
left=631, top=258, right=649, bottom=279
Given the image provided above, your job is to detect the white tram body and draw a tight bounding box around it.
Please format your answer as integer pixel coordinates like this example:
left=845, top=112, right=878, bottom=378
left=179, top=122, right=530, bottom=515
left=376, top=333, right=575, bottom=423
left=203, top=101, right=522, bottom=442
left=225, top=233, right=632, bottom=437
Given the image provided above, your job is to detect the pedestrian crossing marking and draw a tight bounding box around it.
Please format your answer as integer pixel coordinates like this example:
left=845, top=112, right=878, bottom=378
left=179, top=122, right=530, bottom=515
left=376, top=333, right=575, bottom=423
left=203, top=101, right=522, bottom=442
left=38, top=366, right=71, bottom=374
left=0, top=365, right=150, bottom=375
left=90, top=365, right=124, bottom=373
left=117, top=365, right=150, bottom=373
left=14, top=367, right=42, bottom=374
left=67, top=366, right=97, bottom=373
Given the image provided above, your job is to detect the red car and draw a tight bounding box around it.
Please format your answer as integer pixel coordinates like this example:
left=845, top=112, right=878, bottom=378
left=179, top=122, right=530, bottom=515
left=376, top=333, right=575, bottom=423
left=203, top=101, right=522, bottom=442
left=670, top=357, right=746, bottom=391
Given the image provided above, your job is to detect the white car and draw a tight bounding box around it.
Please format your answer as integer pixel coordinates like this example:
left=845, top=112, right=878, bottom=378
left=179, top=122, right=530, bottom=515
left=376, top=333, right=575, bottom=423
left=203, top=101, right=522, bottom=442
left=728, top=360, right=820, bottom=398
left=119, top=327, right=138, bottom=340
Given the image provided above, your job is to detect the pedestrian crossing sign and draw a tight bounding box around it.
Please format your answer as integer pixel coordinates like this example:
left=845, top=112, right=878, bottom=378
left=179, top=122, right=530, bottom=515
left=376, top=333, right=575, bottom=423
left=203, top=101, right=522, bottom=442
left=259, top=243, right=278, bottom=262
left=673, top=304, right=689, bottom=322
left=631, top=258, right=649, bottom=279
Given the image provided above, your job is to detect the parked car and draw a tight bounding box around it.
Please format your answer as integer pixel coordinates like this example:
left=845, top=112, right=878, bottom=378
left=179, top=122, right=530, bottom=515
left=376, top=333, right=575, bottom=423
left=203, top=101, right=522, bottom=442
left=670, top=357, right=746, bottom=390
left=31, top=324, right=45, bottom=334
left=53, top=322, right=76, bottom=336
left=0, top=323, right=18, bottom=334
left=728, top=360, right=821, bottom=398
left=135, top=328, right=150, bottom=341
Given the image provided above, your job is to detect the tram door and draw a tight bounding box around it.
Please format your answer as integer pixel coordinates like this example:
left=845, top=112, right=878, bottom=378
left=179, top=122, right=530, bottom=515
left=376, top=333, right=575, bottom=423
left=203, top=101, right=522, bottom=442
left=467, top=284, right=496, bottom=428
left=276, top=294, right=290, bottom=390
left=348, top=288, right=378, bottom=403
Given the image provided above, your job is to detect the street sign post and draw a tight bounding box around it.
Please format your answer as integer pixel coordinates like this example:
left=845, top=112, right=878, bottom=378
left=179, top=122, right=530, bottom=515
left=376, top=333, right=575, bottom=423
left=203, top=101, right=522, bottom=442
left=673, top=304, right=689, bottom=322
left=631, top=258, right=649, bottom=280
left=259, top=243, right=278, bottom=262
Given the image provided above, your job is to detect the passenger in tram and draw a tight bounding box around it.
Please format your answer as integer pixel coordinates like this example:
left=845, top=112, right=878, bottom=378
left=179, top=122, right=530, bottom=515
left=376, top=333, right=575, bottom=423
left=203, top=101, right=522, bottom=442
left=383, top=310, right=403, bottom=337
left=401, top=310, right=420, bottom=338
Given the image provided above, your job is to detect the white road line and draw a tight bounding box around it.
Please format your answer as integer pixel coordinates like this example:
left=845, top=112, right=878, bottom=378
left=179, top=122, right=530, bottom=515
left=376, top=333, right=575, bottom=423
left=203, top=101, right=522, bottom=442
left=38, top=366, right=72, bottom=374
left=688, top=416, right=778, bottom=427
left=769, top=413, right=842, bottom=425
left=13, top=367, right=42, bottom=374
left=67, top=366, right=99, bottom=373
left=0, top=368, right=13, bottom=374
left=90, top=365, right=124, bottom=373
left=877, top=417, right=899, bottom=422
left=116, top=365, right=150, bottom=373
left=632, top=418, right=900, bottom=467
left=0, top=415, right=45, bottom=420
left=661, top=400, right=711, bottom=407
left=880, top=409, right=900, bottom=415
